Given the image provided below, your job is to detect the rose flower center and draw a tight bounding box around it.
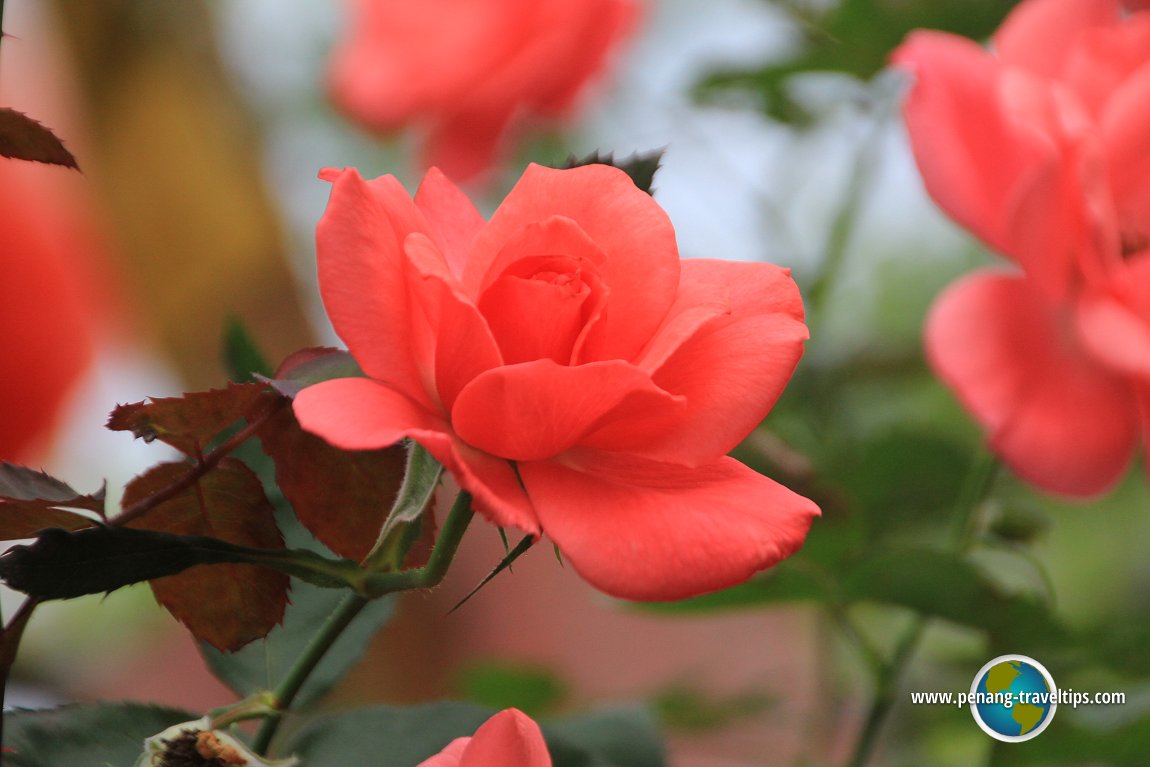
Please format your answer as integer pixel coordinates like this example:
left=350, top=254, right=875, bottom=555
left=478, top=254, right=605, bottom=365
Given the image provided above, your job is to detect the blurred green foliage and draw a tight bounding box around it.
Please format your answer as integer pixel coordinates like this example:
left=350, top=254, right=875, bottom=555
left=695, top=0, right=1020, bottom=124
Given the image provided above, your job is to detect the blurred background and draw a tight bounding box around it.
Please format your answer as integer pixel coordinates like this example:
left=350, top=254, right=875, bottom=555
left=2, top=1, right=1149, bottom=766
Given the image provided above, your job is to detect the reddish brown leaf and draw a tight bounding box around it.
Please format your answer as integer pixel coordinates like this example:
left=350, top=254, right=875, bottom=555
left=107, top=383, right=276, bottom=456
left=0, top=463, right=104, bottom=511
left=258, top=408, right=405, bottom=562
left=0, top=463, right=104, bottom=539
left=267, top=347, right=364, bottom=398
left=0, top=108, right=79, bottom=169
left=0, top=503, right=94, bottom=541
left=122, top=459, right=288, bottom=651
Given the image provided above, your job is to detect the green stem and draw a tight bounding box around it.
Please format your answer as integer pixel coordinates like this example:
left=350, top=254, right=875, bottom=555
left=251, top=490, right=474, bottom=756
left=847, top=618, right=926, bottom=767
left=844, top=451, right=999, bottom=767
left=252, top=593, right=368, bottom=755
left=362, top=491, right=475, bottom=597
left=804, top=104, right=893, bottom=343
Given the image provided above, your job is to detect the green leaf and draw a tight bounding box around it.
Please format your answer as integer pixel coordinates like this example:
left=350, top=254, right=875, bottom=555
left=559, top=149, right=664, bottom=195
left=455, top=661, right=568, bottom=716
left=836, top=430, right=975, bottom=545
left=651, top=685, right=772, bottom=732
left=3, top=702, right=194, bottom=767
left=693, top=0, right=1021, bottom=124
left=287, top=703, right=666, bottom=767
left=841, top=548, right=1064, bottom=645
left=991, top=712, right=1150, bottom=766
left=544, top=706, right=665, bottom=767
left=358, top=443, right=443, bottom=570
left=222, top=316, right=273, bottom=383
left=0, top=107, right=78, bottom=169
left=201, top=582, right=395, bottom=708
left=288, top=702, right=491, bottom=766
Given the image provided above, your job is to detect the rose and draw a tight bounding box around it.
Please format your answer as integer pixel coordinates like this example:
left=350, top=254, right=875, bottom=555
left=0, top=167, right=98, bottom=461
left=328, top=0, right=640, bottom=181
left=416, top=709, right=550, bottom=767
left=893, top=0, right=1150, bottom=297
left=294, top=162, right=819, bottom=600
left=893, top=0, right=1150, bottom=495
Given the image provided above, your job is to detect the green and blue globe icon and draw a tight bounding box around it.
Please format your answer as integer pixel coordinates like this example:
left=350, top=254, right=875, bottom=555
left=970, top=655, right=1057, bottom=742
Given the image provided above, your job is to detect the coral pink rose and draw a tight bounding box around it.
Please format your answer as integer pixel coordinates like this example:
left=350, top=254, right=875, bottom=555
left=294, top=163, right=819, bottom=600
left=417, top=709, right=550, bottom=767
left=895, top=0, right=1150, bottom=496
left=328, top=0, right=639, bottom=182
left=0, top=168, right=98, bottom=461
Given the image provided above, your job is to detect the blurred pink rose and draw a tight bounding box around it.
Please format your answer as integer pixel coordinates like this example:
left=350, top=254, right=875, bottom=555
left=0, top=166, right=102, bottom=461
left=328, top=0, right=640, bottom=181
left=417, top=709, right=550, bottom=767
left=894, top=0, right=1150, bottom=496
left=294, top=163, right=818, bottom=600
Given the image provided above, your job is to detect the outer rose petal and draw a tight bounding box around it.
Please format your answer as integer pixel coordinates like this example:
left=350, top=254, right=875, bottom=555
left=466, top=164, right=680, bottom=363
left=316, top=168, right=437, bottom=409
left=1101, top=62, right=1150, bottom=237
left=585, top=259, right=807, bottom=465
left=293, top=378, right=536, bottom=531
left=451, top=359, right=684, bottom=462
left=892, top=32, right=1062, bottom=263
left=1076, top=254, right=1150, bottom=382
left=926, top=270, right=1139, bottom=496
left=519, top=451, right=820, bottom=601
left=0, top=180, right=95, bottom=459
left=414, top=168, right=487, bottom=279
left=417, top=710, right=551, bottom=767
left=994, top=0, right=1122, bottom=78
left=417, top=738, right=469, bottom=767
left=293, top=377, right=452, bottom=451
left=405, top=233, right=503, bottom=411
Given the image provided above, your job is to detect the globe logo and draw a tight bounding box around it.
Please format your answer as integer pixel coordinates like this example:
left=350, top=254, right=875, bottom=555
left=969, top=654, right=1057, bottom=742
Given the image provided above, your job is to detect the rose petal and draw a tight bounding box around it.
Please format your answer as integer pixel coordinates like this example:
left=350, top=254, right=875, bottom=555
left=1077, top=292, right=1150, bottom=381
left=892, top=32, right=1062, bottom=264
left=993, top=0, right=1122, bottom=78
left=519, top=451, right=819, bottom=601
left=585, top=259, right=808, bottom=465
left=451, top=359, right=684, bottom=462
left=1101, top=61, right=1150, bottom=240
left=926, top=269, right=1139, bottom=496
left=414, top=168, right=487, bottom=279
left=1076, top=254, right=1150, bottom=382
left=476, top=216, right=608, bottom=365
left=417, top=738, right=469, bottom=767
left=465, top=163, right=680, bottom=363
left=405, top=233, right=503, bottom=410
left=327, top=0, right=507, bottom=131
left=455, top=709, right=550, bottom=767
left=316, top=168, right=436, bottom=409
left=294, top=377, right=451, bottom=451
left=294, top=377, right=535, bottom=531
